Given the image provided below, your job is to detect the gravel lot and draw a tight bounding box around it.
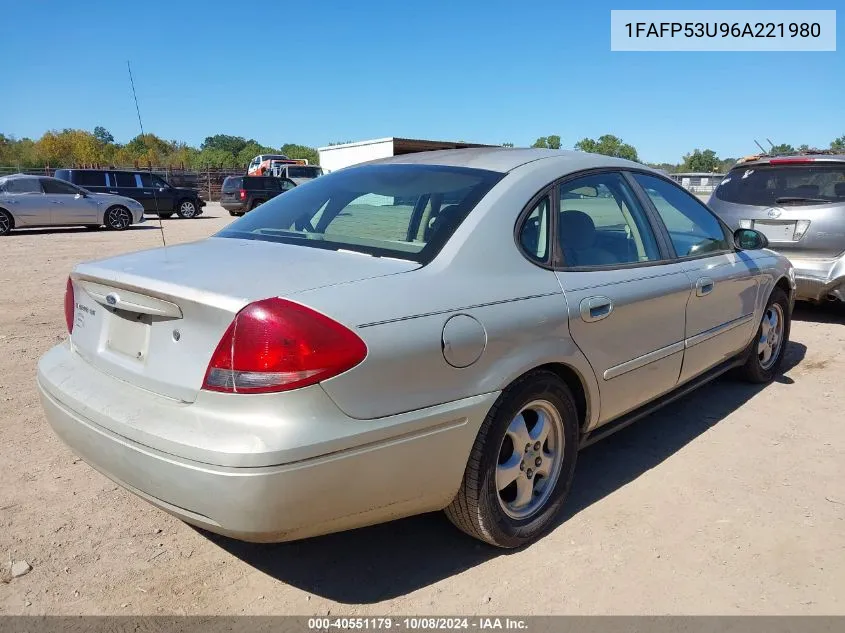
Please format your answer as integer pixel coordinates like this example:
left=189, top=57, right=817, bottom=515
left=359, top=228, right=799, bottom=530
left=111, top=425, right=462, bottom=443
left=1, top=203, right=844, bottom=615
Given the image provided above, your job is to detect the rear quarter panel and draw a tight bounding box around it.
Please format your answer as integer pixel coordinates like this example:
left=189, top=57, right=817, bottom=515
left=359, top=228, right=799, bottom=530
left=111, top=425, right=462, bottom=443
left=293, top=164, right=602, bottom=423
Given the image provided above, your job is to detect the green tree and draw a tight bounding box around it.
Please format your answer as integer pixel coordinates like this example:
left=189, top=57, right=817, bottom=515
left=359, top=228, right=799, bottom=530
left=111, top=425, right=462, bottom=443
left=201, top=134, right=249, bottom=156
left=798, top=144, right=810, bottom=152
left=93, top=126, right=114, bottom=144
left=531, top=135, right=561, bottom=150
left=681, top=149, right=719, bottom=172
left=769, top=143, right=795, bottom=155
left=575, top=135, right=639, bottom=162
left=281, top=143, right=319, bottom=165
left=831, top=135, right=845, bottom=152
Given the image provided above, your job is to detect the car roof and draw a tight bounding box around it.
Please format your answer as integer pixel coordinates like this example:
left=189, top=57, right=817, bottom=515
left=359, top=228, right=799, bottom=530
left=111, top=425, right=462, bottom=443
left=733, top=153, right=845, bottom=168
left=365, top=148, right=651, bottom=174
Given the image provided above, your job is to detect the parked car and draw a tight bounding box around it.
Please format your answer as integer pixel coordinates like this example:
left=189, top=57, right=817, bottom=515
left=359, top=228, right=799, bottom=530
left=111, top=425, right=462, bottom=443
left=219, top=175, right=296, bottom=216
left=0, top=174, right=145, bottom=235
left=54, top=169, right=205, bottom=219
left=708, top=153, right=845, bottom=303
left=247, top=154, right=306, bottom=176
left=38, top=149, right=795, bottom=548
left=270, top=164, right=324, bottom=184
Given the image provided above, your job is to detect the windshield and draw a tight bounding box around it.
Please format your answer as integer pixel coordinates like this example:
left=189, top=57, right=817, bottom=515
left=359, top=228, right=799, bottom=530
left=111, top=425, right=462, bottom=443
left=216, top=164, right=504, bottom=263
left=715, top=163, right=845, bottom=206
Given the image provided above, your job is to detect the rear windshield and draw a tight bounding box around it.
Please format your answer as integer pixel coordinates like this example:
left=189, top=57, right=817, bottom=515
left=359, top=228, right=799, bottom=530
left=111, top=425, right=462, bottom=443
left=286, top=166, right=321, bottom=178
left=222, top=177, right=243, bottom=190
left=216, top=164, right=504, bottom=263
left=715, top=162, right=845, bottom=206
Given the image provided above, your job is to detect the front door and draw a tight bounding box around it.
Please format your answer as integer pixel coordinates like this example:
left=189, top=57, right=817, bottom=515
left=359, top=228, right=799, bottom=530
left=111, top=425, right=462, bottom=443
left=554, top=172, right=691, bottom=424
left=631, top=173, right=760, bottom=383
left=40, top=178, right=99, bottom=224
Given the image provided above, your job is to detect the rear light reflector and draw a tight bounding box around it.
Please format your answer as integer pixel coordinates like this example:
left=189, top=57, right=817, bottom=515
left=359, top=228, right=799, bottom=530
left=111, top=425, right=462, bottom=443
left=239, top=189, right=247, bottom=200
left=64, top=277, right=75, bottom=334
left=202, top=298, right=367, bottom=394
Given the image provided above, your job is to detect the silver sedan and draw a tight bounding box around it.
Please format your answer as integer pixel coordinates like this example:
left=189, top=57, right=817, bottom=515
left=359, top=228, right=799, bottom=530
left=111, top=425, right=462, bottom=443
left=0, top=174, right=145, bottom=235
left=37, top=149, right=795, bottom=548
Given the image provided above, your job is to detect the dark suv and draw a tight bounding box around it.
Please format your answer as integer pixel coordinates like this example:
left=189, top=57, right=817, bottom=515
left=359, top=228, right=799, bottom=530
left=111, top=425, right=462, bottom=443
left=54, top=169, right=206, bottom=219
left=220, top=176, right=296, bottom=216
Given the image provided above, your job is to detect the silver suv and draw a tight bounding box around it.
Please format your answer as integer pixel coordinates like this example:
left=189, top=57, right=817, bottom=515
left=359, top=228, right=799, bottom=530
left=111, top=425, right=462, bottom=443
left=709, top=153, right=845, bottom=303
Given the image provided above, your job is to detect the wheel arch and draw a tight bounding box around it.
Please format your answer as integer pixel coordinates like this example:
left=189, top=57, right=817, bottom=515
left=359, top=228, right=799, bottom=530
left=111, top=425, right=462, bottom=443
left=508, top=362, right=593, bottom=435
left=0, top=206, right=15, bottom=228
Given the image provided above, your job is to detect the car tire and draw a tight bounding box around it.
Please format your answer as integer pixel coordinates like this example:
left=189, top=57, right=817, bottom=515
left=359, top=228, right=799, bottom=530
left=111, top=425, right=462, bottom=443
left=177, top=200, right=198, bottom=219
left=0, top=209, right=13, bottom=236
left=444, top=370, right=579, bottom=548
left=736, top=287, right=791, bottom=384
left=104, top=206, right=132, bottom=231
left=158, top=213, right=174, bottom=219
left=250, top=199, right=265, bottom=211
left=84, top=224, right=101, bottom=231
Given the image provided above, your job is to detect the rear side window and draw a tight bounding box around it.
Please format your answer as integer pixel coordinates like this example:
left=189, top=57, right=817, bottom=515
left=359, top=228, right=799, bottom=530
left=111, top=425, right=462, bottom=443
left=76, top=171, right=106, bottom=187
left=217, top=164, right=504, bottom=263
left=715, top=163, right=845, bottom=206
left=113, top=172, right=136, bottom=187
left=2, top=177, right=42, bottom=193
left=633, top=173, right=730, bottom=257
left=222, top=177, right=243, bottom=191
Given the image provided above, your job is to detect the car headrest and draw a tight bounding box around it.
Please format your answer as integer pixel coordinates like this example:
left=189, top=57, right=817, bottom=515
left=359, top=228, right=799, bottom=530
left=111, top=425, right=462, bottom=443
left=834, top=182, right=845, bottom=197
left=559, top=210, right=597, bottom=250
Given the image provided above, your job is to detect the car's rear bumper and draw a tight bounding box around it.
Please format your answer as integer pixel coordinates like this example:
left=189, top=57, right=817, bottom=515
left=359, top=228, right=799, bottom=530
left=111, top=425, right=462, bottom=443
left=220, top=201, right=245, bottom=213
left=37, top=343, right=495, bottom=542
left=790, top=255, right=845, bottom=302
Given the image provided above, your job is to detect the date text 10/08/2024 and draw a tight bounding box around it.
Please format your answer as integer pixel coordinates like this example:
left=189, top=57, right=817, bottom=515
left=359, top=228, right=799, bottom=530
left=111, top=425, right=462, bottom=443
left=307, top=618, right=529, bottom=631
left=624, top=22, right=821, bottom=39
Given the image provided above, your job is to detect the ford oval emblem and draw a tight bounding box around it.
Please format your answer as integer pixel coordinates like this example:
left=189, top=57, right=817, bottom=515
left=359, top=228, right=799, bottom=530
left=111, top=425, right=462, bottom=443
left=106, top=293, right=118, bottom=306
left=766, top=207, right=782, bottom=219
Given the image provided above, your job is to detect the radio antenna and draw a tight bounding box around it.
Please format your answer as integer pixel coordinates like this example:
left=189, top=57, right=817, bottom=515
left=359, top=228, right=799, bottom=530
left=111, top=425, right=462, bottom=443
left=127, top=60, right=167, bottom=250
left=753, top=139, right=767, bottom=154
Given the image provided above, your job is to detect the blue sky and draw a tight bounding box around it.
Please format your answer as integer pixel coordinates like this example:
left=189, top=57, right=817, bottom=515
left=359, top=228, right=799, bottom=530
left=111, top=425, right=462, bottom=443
left=3, top=0, right=842, bottom=163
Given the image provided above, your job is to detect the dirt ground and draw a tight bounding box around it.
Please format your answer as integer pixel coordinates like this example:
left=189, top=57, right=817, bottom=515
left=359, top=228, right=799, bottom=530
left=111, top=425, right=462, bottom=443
left=1, top=203, right=844, bottom=615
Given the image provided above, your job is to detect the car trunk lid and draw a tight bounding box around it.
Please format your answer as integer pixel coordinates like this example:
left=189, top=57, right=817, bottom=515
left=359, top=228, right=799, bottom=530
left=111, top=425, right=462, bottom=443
left=68, top=237, right=419, bottom=403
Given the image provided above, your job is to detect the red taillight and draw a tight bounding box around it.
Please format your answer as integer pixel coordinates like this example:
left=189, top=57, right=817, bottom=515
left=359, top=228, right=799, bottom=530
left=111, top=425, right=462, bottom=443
left=64, top=277, right=75, bottom=334
left=239, top=189, right=247, bottom=200
left=769, top=157, right=815, bottom=164
left=202, top=298, right=367, bottom=394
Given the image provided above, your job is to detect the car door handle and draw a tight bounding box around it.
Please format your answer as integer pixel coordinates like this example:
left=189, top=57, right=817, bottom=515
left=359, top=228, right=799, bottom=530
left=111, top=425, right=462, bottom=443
left=696, top=277, right=715, bottom=297
left=580, top=296, right=613, bottom=323
left=142, top=191, right=153, bottom=195
left=108, top=190, right=119, bottom=194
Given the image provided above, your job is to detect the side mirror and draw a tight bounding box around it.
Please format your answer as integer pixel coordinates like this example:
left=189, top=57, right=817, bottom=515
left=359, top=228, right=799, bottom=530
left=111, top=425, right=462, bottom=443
left=733, top=228, right=769, bottom=250
left=158, top=187, right=166, bottom=193
left=74, top=192, right=85, bottom=199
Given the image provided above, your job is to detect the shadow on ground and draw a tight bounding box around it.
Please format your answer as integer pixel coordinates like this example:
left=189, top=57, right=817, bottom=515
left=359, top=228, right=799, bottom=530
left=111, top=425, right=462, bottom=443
left=209, top=341, right=807, bottom=604
left=8, top=225, right=159, bottom=236
left=792, top=301, right=844, bottom=324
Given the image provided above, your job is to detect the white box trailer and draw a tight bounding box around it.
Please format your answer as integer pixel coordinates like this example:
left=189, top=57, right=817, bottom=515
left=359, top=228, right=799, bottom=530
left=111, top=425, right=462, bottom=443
left=317, top=137, right=495, bottom=173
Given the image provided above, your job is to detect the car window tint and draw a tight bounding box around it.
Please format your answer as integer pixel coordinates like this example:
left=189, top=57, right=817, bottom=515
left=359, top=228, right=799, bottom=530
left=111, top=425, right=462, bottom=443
left=519, top=197, right=551, bottom=263
left=715, top=163, right=845, bottom=206
left=222, top=177, right=242, bottom=191
left=2, top=177, right=42, bottom=193
left=633, top=173, right=730, bottom=257
left=557, top=172, right=660, bottom=267
left=41, top=178, right=80, bottom=195
left=137, top=173, right=153, bottom=187
left=217, top=164, right=503, bottom=263
left=280, top=179, right=296, bottom=191
left=152, top=176, right=168, bottom=188
left=114, top=173, right=136, bottom=187
left=264, top=178, right=280, bottom=191
left=77, top=171, right=106, bottom=187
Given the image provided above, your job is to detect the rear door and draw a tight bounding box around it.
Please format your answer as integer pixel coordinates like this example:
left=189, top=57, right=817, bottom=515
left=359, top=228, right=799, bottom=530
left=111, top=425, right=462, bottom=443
left=553, top=171, right=691, bottom=424
left=0, top=176, right=47, bottom=225
left=73, top=170, right=110, bottom=194
left=40, top=178, right=99, bottom=224
left=632, top=173, right=760, bottom=383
